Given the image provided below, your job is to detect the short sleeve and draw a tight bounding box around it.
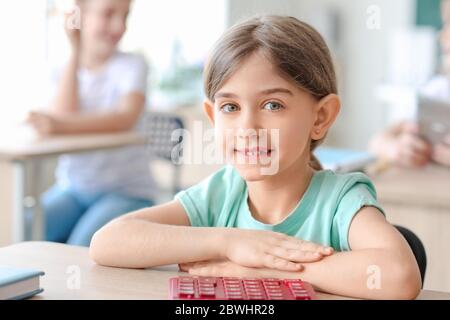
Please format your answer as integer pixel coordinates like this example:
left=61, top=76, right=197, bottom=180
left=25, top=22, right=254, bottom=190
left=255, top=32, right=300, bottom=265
left=174, top=187, right=213, bottom=227
left=331, top=174, right=385, bottom=252
left=117, top=54, right=149, bottom=95
left=174, top=166, right=245, bottom=227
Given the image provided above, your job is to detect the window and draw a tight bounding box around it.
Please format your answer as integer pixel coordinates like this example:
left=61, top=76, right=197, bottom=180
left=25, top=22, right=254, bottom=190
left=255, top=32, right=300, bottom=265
left=122, top=0, right=227, bottom=109
left=0, top=0, right=47, bottom=127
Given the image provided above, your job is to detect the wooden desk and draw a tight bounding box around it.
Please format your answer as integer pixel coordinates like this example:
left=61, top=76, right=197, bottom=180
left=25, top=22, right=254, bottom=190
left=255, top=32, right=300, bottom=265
left=0, top=130, right=144, bottom=162
left=0, top=242, right=448, bottom=300
left=370, top=165, right=450, bottom=210
left=370, top=165, right=450, bottom=293
left=0, top=128, right=145, bottom=242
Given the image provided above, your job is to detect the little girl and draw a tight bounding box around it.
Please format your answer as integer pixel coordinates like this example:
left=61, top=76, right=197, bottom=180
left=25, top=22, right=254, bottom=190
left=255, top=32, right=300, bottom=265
left=90, top=15, right=421, bottom=299
left=27, top=0, right=156, bottom=246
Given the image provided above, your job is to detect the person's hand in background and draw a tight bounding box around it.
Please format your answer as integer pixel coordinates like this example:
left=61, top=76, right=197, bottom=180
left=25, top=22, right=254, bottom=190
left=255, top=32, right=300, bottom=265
left=64, top=6, right=82, bottom=53
left=370, top=121, right=432, bottom=168
left=392, top=122, right=432, bottom=167
left=26, top=111, right=62, bottom=136
left=432, top=134, right=450, bottom=167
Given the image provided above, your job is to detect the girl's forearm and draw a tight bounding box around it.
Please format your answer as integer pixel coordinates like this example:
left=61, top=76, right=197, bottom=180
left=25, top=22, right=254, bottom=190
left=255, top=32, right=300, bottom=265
left=49, top=53, right=80, bottom=115
left=89, top=219, right=227, bottom=268
left=256, top=249, right=421, bottom=300
left=54, top=112, right=138, bottom=134
left=300, top=249, right=420, bottom=299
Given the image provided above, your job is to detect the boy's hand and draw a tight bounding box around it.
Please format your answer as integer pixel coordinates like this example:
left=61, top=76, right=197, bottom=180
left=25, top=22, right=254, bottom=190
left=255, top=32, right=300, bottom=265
left=26, top=111, right=61, bottom=136
left=432, top=134, right=450, bottom=167
left=223, top=229, right=333, bottom=272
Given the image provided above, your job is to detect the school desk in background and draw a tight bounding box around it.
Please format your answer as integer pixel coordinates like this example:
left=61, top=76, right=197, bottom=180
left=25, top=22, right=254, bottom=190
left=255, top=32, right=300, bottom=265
left=314, top=147, right=376, bottom=173
left=0, top=126, right=145, bottom=243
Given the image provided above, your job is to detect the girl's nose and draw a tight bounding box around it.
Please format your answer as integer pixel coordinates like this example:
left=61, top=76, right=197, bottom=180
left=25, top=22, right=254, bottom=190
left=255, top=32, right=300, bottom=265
left=238, top=108, right=259, bottom=130
left=236, top=108, right=260, bottom=139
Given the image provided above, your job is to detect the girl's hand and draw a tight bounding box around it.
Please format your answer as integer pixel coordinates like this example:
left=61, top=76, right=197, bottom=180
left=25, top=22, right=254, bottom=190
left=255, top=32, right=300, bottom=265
left=432, top=134, right=450, bottom=167
left=179, top=260, right=259, bottom=278
left=26, top=111, right=62, bottom=136
left=64, top=10, right=81, bottom=52
left=179, top=260, right=279, bottom=279
left=179, top=260, right=303, bottom=280
left=224, top=229, right=333, bottom=272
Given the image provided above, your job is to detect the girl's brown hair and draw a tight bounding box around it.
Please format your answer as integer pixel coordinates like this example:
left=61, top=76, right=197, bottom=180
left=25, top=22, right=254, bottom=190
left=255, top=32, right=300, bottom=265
left=203, top=15, right=338, bottom=170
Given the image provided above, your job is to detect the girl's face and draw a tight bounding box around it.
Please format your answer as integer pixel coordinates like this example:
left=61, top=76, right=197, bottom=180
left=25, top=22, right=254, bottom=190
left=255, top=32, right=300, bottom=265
left=80, top=0, right=131, bottom=57
left=204, top=52, right=339, bottom=181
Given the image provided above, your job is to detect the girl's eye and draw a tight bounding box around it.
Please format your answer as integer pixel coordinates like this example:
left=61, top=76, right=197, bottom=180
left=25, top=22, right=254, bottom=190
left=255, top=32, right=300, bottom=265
left=220, top=104, right=240, bottom=113
left=263, top=101, right=284, bottom=111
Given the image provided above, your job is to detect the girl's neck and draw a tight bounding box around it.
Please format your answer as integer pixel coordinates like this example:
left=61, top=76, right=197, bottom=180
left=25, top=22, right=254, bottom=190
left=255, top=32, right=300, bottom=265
left=79, top=48, right=116, bottom=72
left=246, top=160, right=315, bottom=225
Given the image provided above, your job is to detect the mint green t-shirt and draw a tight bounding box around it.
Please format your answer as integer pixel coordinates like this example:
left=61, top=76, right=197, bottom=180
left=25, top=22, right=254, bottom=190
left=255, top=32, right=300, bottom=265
left=174, top=166, right=385, bottom=252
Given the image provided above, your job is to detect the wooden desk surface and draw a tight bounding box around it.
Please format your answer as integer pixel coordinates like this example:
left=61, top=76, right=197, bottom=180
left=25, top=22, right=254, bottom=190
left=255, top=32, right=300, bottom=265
left=370, top=165, right=450, bottom=209
left=0, top=127, right=145, bottom=161
left=0, top=242, right=448, bottom=300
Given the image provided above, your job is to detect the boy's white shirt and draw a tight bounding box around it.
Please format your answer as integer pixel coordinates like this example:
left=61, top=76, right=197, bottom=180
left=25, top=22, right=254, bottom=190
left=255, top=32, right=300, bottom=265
left=46, top=51, right=157, bottom=200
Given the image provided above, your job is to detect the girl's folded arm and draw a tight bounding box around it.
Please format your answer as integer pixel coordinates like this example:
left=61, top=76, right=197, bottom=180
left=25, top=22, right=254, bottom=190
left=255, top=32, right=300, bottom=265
left=251, top=207, right=421, bottom=300
left=89, top=200, right=227, bottom=269
left=188, top=207, right=422, bottom=300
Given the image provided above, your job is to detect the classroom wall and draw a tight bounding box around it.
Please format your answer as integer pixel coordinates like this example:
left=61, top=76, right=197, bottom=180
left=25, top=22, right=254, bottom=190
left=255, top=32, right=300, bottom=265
left=228, top=0, right=416, bottom=150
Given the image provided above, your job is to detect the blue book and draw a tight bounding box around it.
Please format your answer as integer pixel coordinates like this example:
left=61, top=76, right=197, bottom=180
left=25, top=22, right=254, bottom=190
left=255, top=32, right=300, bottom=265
left=0, top=266, right=44, bottom=300
left=314, top=147, right=376, bottom=173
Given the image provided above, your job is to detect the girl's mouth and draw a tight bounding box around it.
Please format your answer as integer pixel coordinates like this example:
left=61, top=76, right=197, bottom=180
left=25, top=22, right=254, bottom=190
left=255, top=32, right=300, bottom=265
left=234, top=147, right=273, bottom=157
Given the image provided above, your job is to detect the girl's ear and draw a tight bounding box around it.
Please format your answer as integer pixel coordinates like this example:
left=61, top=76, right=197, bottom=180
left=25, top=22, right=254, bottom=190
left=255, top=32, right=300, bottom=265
left=311, top=94, right=341, bottom=140
left=203, top=99, right=215, bottom=126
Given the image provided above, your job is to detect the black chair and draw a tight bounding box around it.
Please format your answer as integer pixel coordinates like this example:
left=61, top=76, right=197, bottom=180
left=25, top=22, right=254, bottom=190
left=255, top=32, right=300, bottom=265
left=395, top=225, right=427, bottom=287
left=142, top=112, right=185, bottom=197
